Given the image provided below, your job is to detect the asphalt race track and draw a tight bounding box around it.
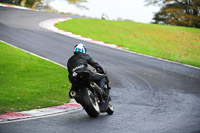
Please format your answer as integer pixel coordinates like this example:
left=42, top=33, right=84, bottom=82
left=0, top=6, right=200, bottom=133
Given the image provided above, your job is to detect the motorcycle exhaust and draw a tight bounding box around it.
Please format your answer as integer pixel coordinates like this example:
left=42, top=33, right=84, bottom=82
left=90, top=82, right=107, bottom=97
left=70, top=90, right=76, bottom=97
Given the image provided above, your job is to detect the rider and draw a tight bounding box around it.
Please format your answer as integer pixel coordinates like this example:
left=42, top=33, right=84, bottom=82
left=67, top=43, right=111, bottom=98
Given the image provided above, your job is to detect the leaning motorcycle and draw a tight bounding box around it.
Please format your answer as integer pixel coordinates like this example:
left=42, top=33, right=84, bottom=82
left=69, top=70, right=114, bottom=118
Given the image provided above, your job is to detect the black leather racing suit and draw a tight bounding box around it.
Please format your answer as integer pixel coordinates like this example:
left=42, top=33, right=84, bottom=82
left=67, top=52, right=108, bottom=91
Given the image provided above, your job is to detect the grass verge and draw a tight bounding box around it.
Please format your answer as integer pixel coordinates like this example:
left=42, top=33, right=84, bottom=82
left=55, top=19, right=200, bottom=68
left=0, top=41, right=70, bottom=114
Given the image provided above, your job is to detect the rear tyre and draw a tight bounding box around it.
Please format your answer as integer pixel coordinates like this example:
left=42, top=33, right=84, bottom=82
left=81, top=88, right=100, bottom=118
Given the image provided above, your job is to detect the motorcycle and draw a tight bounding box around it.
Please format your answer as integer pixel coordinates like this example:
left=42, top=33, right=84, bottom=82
left=69, top=70, right=114, bottom=118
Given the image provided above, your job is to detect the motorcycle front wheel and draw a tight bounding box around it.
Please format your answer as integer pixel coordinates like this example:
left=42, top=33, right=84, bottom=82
left=107, top=101, right=114, bottom=115
left=81, top=88, right=100, bottom=118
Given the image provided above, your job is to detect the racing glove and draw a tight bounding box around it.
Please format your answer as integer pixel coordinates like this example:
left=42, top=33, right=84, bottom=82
left=96, top=67, right=104, bottom=74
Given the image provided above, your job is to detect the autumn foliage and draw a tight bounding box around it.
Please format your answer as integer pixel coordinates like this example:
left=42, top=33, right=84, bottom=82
left=146, top=0, right=200, bottom=28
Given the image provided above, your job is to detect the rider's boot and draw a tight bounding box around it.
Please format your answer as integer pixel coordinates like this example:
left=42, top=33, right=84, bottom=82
left=98, top=77, right=112, bottom=102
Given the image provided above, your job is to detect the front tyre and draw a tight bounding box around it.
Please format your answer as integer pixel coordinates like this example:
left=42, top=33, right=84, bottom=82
left=81, top=88, right=100, bottom=118
left=107, top=101, right=114, bottom=115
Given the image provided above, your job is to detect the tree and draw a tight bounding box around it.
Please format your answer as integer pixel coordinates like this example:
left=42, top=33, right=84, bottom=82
left=20, top=0, right=26, bottom=7
left=67, top=0, right=88, bottom=9
left=145, top=0, right=200, bottom=28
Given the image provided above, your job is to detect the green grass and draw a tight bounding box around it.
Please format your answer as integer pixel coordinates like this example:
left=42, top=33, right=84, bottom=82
left=0, top=41, right=70, bottom=114
left=55, top=19, right=200, bottom=68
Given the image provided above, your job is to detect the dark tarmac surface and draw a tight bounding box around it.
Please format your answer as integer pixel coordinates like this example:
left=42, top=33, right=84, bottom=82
left=0, top=6, right=200, bottom=133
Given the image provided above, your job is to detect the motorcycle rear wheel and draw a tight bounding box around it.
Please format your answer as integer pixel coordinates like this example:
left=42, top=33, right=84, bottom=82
left=81, top=88, right=100, bottom=118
